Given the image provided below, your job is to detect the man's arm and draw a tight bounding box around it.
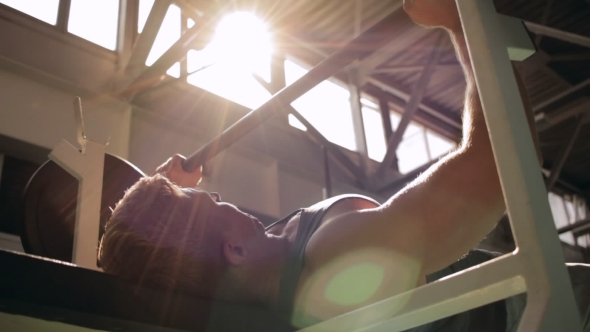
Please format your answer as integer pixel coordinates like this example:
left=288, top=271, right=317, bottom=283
left=314, top=1, right=540, bottom=276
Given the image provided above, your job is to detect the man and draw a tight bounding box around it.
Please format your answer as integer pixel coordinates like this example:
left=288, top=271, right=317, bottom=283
left=98, top=1, right=590, bottom=330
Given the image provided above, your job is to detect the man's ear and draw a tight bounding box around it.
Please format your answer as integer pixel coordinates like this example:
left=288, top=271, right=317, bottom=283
left=223, top=242, right=248, bottom=265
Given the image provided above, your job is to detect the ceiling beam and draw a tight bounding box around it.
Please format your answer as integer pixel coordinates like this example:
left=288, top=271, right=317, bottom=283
left=525, top=21, right=590, bottom=48
left=550, top=53, right=590, bottom=62
left=546, top=115, right=586, bottom=191
left=535, top=101, right=590, bottom=132
left=119, top=21, right=215, bottom=98
left=533, top=77, right=590, bottom=114
left=558, top=218, right=590, bottom=234
left=124, top=0, right=171, bottom=77
left=373, top=63, right=461, bottom=74
left=349, top=67, right=370, bottom=175
left=366, top=78, right=462, bottom=130
left=375, top=32, right=445, bottom=178
left=117, top=0, right=139, bottom=71
left=279, top=28, right=462, bottom=133
left=251, top=61, right=366, bottom=184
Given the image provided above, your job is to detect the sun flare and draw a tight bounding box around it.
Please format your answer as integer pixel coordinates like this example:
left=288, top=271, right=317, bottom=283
left=209, top=12, right=272, bottom=72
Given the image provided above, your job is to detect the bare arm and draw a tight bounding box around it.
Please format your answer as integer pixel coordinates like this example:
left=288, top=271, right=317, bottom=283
left=314, top=2, right=541, bottom=276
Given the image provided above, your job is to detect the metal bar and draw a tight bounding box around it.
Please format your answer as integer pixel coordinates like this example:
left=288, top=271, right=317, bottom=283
left=534, top=0, right=554, bottom=46
left=558, top=218, right=590, bottom=234
left=550, top=52, right=590, bottom=62
left=349, top=67, right=369, bottom=173
left=379, top=98, right=394, bottom=141
left=116, top=0, right=139, bottom=71
left=285, top=104, right=366, bottom=182
left=180, top=12, right=188, bottom=79
left=546, top=115, right=585, bottom=190
left=378, top=97, right=398, bottom=172
left=533, top=77, right=590, bottom=114
left=373, top=63, right=460, bottom=74
left=456, top=1, right=581, bottom=331
left=121, top=20, right=216, bottom=97
left=270, top=51, right=287, bottom=93
left=252, top=72, right=273, bottom=94
left=368, top=78, right=462, bottom=130
left=322, top=145, right=332, bottom=200
left=376, top=32, right=445, bottom=177
left=56, top=0, right=71, bottom=33
left=124, top=0, right=171, bottom=75
left=257, top=52, right=365, bottom=182
left=280, top=33, right=462, bottom=131
left=299, top=254, right=524, bottom=332
left=535, top=101, right=590, bottom=132
left=525, top=21, right=590, bottom=48
left=182, top=11, right=402, bottom=172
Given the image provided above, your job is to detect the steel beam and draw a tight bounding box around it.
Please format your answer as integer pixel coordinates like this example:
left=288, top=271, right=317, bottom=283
left=533, top=0, right=555, bottom=46
left=349, top=67, right=370, bottom=174
left=55, top=0, right=71, bottom=33
left=373, top=63, right=461, bottom=74
left=546, top=115, right=586, bottom=191
left=525, top=21, right=590, bottom=48
left=550, top=53, right=590, bottom=62
left=534, top=101, right=589, bottom=132
left=252, top=61, right=366, bottom=183
left=280, top=34, right=463, bottom=132
left=125, top=0, right=171, bottom=76
left=558, top=218, right=590, bottom=234
left=457, top=0, right=580, bottom=330
left=367, top=78, right=462, bottom=130
left=379, top=98, right=394, bottom=142
left=378, top=97, right=398, bottom=171
left=533, top=77, right=590, bottom=114
left=376, top=32, right=445, bottom=178
left=121, top=20, right=216, bottom=98
left=117, top=0, right=139, bottom=71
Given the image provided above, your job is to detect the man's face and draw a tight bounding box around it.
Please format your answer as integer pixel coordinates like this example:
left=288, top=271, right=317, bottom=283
left=180, top=188, right=266, bottom=242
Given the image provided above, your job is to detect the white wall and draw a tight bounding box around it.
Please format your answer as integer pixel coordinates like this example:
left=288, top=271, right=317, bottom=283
left=0, top=69, right=131, bottom=159
left=130, top=111, right=285, bottom=218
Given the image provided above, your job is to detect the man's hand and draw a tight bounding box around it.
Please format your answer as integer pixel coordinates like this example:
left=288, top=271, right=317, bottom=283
left=154, top=154, right=203, bottom=188
left=403, top=0, right=462, bottom=32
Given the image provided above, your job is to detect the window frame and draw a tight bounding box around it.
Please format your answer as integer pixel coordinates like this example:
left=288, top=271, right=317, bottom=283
left=0, top=0, right=125, bottom=60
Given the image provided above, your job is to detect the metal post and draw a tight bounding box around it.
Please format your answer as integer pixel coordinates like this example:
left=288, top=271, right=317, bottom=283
left=456, top=0, right=580, bottom=330
left=348, top=67, right=369, bottom=174
left=376, top=32, right=444, bottom=178
left=322, top=145, right=332, bottom=200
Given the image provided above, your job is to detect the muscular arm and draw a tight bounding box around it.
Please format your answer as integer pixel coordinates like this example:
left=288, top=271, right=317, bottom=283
left=370, top=25, right=540, bottom=273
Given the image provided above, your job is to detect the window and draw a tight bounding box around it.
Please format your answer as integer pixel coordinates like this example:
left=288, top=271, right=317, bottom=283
left=285, top=59, right=357, bottom=151
left=362, top=101, right=457, bottom=173
left=361, top=98, right=386, bottom=161
left=68, top=0, right=120, bottom=50
left=548, top=192, right=589, bottom=247
left=184, top=12, right=272, bottom=109
left=138, top=0, right=155, bottom=33
left=0, top=0, right=59, bottom=25
left=146, top=4, right=181, bottom=66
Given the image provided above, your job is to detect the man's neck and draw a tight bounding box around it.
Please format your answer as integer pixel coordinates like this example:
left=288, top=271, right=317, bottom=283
left=230, top=233, right=291, bottom=309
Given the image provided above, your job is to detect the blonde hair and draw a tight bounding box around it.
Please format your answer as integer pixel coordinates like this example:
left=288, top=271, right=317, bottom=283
left=98, top=174, right=227, bottom=297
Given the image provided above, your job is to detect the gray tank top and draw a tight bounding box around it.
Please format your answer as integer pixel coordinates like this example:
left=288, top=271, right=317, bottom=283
left=266, top=195, right=507, bottom=331
left=265, top=194, right=379, bottom=319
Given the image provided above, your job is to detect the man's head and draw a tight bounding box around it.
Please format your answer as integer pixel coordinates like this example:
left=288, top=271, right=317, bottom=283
left=98, top=174, right=271, bottom=301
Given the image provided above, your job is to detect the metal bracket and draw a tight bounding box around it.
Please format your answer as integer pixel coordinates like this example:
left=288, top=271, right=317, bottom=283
left=48, top=98, right=106, bottom=271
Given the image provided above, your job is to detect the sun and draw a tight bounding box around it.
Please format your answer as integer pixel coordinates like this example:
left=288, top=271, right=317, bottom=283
left=209, top=12, right=272, bottom=73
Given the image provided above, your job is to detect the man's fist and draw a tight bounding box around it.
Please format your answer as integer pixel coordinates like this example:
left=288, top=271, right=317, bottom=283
left=403, top=0, right=462, bottom=32
left=154, top=154, right=203, bottom=188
